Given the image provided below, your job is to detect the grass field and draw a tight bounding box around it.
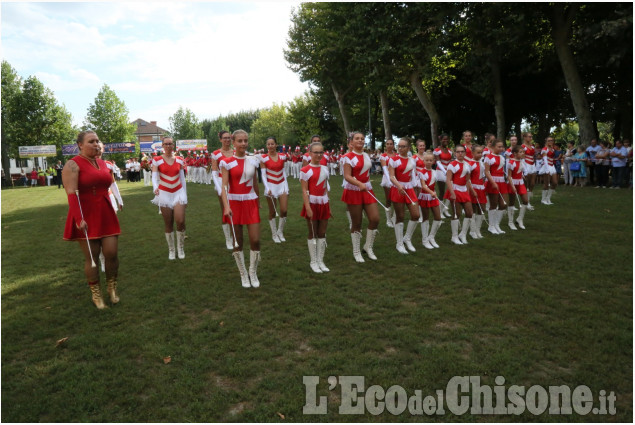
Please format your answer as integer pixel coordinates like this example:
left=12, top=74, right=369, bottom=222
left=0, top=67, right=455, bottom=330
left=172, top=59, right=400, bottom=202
left=1, top=174, right=632, bottom=422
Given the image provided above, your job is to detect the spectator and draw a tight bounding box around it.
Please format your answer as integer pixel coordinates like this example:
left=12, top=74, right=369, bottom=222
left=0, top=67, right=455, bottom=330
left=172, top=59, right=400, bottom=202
left=55, top=160, right=63, bottom=188
left=624, top=139, right=632, bottom=188
left=585, top=138, right=601, bottom=186
left=19, top=168, right=27, bottom=187
left=609, top=140, right=628, bottom=188
left=30, top=168, right=38, bottom=187
left=37, top=167, right=46, bottom=186
left=594, top=141, right=611, bottom=188
left=46, top=166, right=55, bottom=186
left=571, top=145, right=588, bottom=187
left=554, top=144, right=563, bottom=179
left=563, top=142, right=576, bottom=185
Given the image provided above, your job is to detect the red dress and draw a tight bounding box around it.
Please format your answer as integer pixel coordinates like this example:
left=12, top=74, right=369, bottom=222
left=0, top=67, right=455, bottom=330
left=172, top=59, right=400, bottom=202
left=63, top=156, right=121, bottom=241
left=341, top=151, right=377, bottom=205
left=388, top=156, right=418, bottom=204
left=485, top=154, right=509, bottom=194
left=418, top=169, right=439, bottom=208
left=300, top=164, right=331, bottom=220
left=220, top=155, right=260, bottom=225
left=443, top=160, right=472, bottom=203
left=468, top=159, right=487, bottom=204
left=508, top=159, right=527, bottom=195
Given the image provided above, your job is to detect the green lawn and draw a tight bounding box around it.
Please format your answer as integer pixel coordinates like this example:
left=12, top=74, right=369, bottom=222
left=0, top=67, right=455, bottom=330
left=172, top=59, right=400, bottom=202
left=1, top=176, right=632, bottom=422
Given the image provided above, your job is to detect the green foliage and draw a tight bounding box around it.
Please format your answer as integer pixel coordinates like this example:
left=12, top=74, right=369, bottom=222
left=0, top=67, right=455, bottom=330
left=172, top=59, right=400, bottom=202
left=84, top=84, right=136, bottom=145
left=201, top=117, right=228, bottom=151
left=168, top=107, right=204, bottom=141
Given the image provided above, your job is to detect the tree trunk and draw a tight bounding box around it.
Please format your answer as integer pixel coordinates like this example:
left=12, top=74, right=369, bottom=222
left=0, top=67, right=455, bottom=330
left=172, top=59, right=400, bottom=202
left=379, top=89, right=392, bottom=141
left=552, top=4, right=596, bottom=146
left=410, top=71, right=441, bottom=147
left=490, top=55, right=506, bottom=142
left=1, top=145, right=11, bottom=185
left=537, top=114, right=549, bottom=146
left=331, top=82, right=351, bottom=136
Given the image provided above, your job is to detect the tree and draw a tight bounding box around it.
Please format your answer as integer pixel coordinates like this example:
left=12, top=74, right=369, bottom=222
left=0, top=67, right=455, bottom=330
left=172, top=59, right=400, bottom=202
left=168, top=106, right=203, bottom=141
left=201, top=116, right=229, bottom=151
left=286, top=93, right=322, bottom=146
left=1, top=61, right=22, bottom=176
left=84, top=84, right=136, bottom=145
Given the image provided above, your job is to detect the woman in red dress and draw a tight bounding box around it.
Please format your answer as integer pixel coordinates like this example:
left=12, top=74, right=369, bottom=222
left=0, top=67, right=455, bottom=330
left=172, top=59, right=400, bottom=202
left=444, top=145, right=476, bottom=245
left=433, top=134, right=454, bottom=217
left=388, top=137, right=420, bottom=254
left=300, top=141, right=331, bottom=273
left=507, top=145, right=529, bottom=229
left=418, top=153, right=442, bottom=249
left=484, top=139, right=509, bottom=235
left=152, top=137, right=188, bottom=260
left=220, top=130, right=261, bottom=288
left=467, top=145, right=487, bottom=239
left=211, top=130, right=235, bottom=249
left=259, top=136, right=289, bottom=243
left=342, top=131, right=380, bottom=262
left=379, top=138, right=397, bottom=227
left=62, top=131, right=121, bottom=309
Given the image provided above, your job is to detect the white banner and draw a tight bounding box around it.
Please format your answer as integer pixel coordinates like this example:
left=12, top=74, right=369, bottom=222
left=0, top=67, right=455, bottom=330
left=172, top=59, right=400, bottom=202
left=176, top=139, right=207, bottom=151
left=19, top=145, right=57, bottom=158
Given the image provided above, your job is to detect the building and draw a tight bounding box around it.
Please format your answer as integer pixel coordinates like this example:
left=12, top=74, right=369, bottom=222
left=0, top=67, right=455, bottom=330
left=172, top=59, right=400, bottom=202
left=132, top=118, right=167, bottom=143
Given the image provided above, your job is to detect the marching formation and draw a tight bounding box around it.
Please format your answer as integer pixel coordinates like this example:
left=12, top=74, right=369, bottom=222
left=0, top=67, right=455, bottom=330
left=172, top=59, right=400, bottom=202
left=63, top=129, right=559, bottom=309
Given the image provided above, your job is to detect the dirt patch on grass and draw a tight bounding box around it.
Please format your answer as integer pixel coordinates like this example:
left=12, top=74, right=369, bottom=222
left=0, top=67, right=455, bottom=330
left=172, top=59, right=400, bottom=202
left=228, top=401, right=252, bottom=416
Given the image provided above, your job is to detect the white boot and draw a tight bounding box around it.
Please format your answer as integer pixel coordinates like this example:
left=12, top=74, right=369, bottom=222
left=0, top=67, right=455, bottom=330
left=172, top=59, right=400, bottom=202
left=362, top=228, right=378, bottom=260
left=269, top=219, right=281, bottom=243
left=442, top=200, right=452, bottom=217
left=507, top=207, right=517, bottom=230
left=421, top=221, right=434, bottom=249
left=385, top=207, right=394, bottom=228
left=527, top=192, right=535, bottom=210
left=475, top=214, right=484, bottom=238
left=450, top=219, right=463, bottom=244
left=346, top=210, right=352, bottom=230
left=418, top=206, right=423, bottom=223
left=317, top=238, right=329, bottom=272
left=394, top=222, right=409, bottom=254
left=176, top=230, right=186, bottom=259
left=100, top=252, right=106, bottom=273
left=277, top=217, right=287, bottom=242
left=541, top=190, right=548, bottom=205
left=165, top=232, right=176, bottom=260
left=516, top=205, right=527, bottom=229
left=546, top=189, right=554, bottom=205
left=495, top=209, right=506, bottom=234
left=469, top=215, right=479, bottom=239
left=248, top=250, right=261, bottom=288
left=390, top=207, right=397, bottom=227
left=351, top=232, right=365, bottom=263
left=403, top=220, right=418, bottom=252
left=487, top=210, right=500, bottom=235
left=459, top=217, right=471, bottom=244
left=232, top=251, right=251, bottom=288
left=308, top=239, right=322, bottom=273
left=222, top=223, right=233, bottom=250
left=428, top=220, right=442, bottom=248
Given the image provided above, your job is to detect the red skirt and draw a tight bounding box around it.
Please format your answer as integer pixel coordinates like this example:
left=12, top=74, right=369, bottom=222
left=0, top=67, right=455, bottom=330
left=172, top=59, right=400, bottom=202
left=443, top=190, right=471, bottom=203
left=511, top=183, right=527, bottom=195
left=341, top=189, right=377, bottom=205
left=389, top=187, right=418, bottom=204
left=419, top=198, right=439, bottom=208
left=470, top=188, right=487, bottom=204
left=301, top=202, right=331, bottom=220
left=486, top=180, right=509, bottom=194
left=63, top=193, right=121, bottom=240
left=223, top=199, right=260, bottom=225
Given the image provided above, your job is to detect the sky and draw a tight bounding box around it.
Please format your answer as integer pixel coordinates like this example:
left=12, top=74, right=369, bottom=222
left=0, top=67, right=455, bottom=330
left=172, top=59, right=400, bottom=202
left=1, top=1, right=310, bottom=130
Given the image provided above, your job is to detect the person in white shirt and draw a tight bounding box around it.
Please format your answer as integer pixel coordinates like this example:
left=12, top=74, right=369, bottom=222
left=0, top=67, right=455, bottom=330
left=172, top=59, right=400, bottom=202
left=585, top=138, right=601, bottom=186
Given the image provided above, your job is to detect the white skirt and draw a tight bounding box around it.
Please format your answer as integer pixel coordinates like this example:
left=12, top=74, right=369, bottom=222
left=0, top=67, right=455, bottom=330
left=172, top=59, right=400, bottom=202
left=380, top=173, right=393, bottom=188
left=151, top=188, right=188, bottom=208
left=523, top=163, right=536, bottom=175
left=266, top=180, right=289, bottom=198
left=539, top=164, right=557, bottom=175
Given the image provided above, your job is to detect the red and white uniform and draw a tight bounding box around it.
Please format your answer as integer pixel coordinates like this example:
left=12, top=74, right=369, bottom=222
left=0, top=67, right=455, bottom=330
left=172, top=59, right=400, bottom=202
left=433, top=147, right=453, bottom=182
left=539, top=147, right=557, bottom=175
left=380, top=152, right=397, bottom=187
left=212, top=149, right=233, bottom=195
left=413, top=154, right=425, bottom=188
left=484, top=153, right=509, bottom=194
left=219, top=155, right=260, bottom=225
left=483, top=147, right=492, bottom=156
left=443, top=160, right=472, bottom=203
left=152, top=155, right=187, bottom=208
left=388, top=155, right=418, bottom=204
left=505, top=148, right=513, bottom=159
left=467, top=159, right=487, bottom=204
left=417, top=169, right=439, bottom=208
left=259, top=153, right=289, bottom=198
left=508, top=158, right=527, bottom=195
left=341, top=151, right=377, bottom=205
left=522, top=144, right=536, bottom=174
left=463, top=144, right=474, bottom=159
left=300, top=164, right=331, bottom=220
left=63, top=156, right=121, bottom=241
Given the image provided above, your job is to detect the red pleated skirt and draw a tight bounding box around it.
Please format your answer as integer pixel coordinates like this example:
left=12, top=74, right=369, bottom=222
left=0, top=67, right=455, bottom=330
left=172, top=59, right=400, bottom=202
left=389, top=187, right=418, bottom=204
left=341, top=189, right=377, bottom=205
left=444, top=190, right=471, bottom=203
left=223, top=199, right=260, bottom=225
left=470, top=188, right=487, bottom=204
left=301, top=202, right=331, bottom=220
left=63, top=193, right=121, bottom=240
